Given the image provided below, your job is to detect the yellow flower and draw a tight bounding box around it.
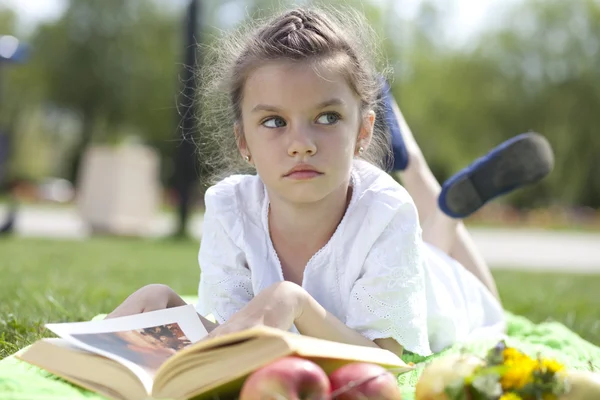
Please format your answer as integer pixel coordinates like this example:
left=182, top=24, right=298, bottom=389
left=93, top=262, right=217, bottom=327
left=498, top=347, right=566, bottom=393
left=499, top=393, right=522, bottom=400
left=501, top=362, right=537, bottom=390
left=501, top=353, right=538, bottom=390
left=539, top=358, right=565, bottom=374
left=503, top=348, right=531, bottom=364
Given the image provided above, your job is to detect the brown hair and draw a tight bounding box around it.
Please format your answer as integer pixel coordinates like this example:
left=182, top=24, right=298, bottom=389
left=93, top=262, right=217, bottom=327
left=196, top=5, right=392, bottom=184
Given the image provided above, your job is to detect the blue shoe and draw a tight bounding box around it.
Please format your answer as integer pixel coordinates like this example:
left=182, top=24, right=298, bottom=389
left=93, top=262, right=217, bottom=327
left=438, top=132, right=554, bottom=219
left=380, top=78, right=409, bottom=171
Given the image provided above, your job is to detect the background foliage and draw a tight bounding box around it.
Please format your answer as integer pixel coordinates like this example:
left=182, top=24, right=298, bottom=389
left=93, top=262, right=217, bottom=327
left=1, top=0, right=598, bottom=208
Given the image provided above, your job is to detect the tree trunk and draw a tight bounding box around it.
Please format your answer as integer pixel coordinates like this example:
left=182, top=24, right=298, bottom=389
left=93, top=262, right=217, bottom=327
left=68, top=111, right=95, bottom=187
left=174, top=0, right=201, bottom=238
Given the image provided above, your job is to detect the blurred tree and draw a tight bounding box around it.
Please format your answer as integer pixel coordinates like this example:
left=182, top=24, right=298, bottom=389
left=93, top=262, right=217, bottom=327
left=0, top=7, right=20, bottom=124
left=388, top=0, right=600, bottom=208
left=1, top=0, right=599, bottom=211
left=0, top=7, right=32, bottom=190
left=0, top=7, right=17, bottom=34
left=386, top=2, right=524, bottom=182
left=31, top=0, right=181, bottom=185
left=475, top=0, right=600, bottom=207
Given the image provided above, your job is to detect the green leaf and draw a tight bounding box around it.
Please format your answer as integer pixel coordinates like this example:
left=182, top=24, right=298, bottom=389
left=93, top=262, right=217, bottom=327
left=471, top=374, right=503, bottom=398
left=475, top=365, right=511, bottom=377
left=444, top=379, right=469, bottom=400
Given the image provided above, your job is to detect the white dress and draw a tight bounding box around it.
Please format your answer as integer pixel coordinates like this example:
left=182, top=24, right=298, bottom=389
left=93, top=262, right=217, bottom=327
left=196, top=160, right=506, bottom=356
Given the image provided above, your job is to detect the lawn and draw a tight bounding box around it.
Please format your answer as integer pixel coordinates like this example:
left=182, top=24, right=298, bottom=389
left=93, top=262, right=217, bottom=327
left=0, top=236, right=599, bottom=360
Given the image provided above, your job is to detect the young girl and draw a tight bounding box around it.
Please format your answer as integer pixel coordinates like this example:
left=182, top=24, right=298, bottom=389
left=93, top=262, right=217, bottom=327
left=108, top=6, right=554, bottom=357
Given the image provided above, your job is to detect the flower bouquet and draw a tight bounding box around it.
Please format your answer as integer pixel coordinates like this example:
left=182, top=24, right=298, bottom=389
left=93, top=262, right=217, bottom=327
left=415, top=341, right=600, bottom=400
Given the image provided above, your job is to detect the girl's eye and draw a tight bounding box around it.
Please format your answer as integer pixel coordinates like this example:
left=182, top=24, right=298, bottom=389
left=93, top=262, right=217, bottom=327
left=262, top=117, right=286, bottom=128
left=316, top=112, right=341, bottom=125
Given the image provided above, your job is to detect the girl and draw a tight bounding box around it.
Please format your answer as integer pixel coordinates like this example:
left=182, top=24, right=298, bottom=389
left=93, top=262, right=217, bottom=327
left=108, top=6, right=553, bottom=357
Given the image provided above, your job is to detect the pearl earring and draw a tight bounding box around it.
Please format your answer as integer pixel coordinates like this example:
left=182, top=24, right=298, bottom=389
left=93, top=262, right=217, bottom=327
left=358, top=146, right=364, bottom=155
left=244, top=155, right=251, bottom=162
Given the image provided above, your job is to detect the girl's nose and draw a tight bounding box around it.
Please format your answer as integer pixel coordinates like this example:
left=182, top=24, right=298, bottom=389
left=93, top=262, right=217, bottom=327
left=287, top=125, right=317, bottom=157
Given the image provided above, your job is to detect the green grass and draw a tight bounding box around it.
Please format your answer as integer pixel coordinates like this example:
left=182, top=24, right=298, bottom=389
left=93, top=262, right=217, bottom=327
left=0, top=237, right=201, bottom=359
left=0, top=237, right=599, bottom=360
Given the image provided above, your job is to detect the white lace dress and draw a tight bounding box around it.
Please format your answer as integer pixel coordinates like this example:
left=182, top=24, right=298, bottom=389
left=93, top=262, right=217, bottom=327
left=196, top=160, right=506, bottom=356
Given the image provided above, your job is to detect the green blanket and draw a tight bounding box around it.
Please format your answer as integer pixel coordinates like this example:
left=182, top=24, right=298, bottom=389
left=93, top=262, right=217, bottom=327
left=1, top=299, right=598, bottom=400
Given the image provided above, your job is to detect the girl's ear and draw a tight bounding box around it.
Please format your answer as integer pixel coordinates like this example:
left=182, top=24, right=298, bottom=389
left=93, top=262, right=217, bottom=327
left=234, top=123, right=250, bottom=160
left=357, top=110, right=375, bottom=154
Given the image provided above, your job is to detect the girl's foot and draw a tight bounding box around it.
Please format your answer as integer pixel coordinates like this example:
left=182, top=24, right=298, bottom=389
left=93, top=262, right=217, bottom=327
left=380, top=78, right=409, bottom=171
left=438, top=132, right=554, bottom=219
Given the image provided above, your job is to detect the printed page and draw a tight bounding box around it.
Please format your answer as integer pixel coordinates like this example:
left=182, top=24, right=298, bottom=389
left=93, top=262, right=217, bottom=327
left=45, top=304, right=208, bottom=393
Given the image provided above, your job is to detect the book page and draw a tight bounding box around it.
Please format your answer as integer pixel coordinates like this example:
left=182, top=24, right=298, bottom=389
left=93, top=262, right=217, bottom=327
left=45, top=304, right=207, bottom=393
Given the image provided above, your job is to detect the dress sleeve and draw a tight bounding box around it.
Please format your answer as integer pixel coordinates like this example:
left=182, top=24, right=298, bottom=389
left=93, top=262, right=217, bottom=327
left=196, top=188, right=254, bottom=324
left=344, top=201, right=432, bottom=356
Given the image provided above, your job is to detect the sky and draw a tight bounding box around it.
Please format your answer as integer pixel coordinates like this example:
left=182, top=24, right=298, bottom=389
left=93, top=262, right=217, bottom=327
left=0, top=0, right=521, bottom=46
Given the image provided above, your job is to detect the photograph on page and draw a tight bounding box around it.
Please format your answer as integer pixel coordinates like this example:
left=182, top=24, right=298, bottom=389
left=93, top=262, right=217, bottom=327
left=44, top=305, right=207, bottom=387
left=70, top=322, right=192, bottom=376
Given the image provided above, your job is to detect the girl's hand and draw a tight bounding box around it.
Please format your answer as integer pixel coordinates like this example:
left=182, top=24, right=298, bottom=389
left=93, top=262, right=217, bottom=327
left=106, top=284, right=185, bottom=319
left=206, top=281, right=306, bottom=339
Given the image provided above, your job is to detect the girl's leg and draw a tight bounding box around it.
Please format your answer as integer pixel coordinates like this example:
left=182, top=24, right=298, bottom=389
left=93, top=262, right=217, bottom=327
left=420, top=208, right=501, bottom=299
left=384, top=96, right=441, bottom=224
left=381, top=84, right=553, bottom=300
left=384, top=97, right=500, bottom=296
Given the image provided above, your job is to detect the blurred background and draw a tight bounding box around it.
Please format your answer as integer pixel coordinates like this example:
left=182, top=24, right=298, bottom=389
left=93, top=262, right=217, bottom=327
left=1, top=0, right=600, bottom=357
left=0, top=0, right=599, bottom=257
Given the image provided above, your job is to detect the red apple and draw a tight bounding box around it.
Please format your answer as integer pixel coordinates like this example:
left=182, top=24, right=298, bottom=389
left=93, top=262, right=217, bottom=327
left=239, top=356, right=331, bottom=400
left=329, top=363, right=402, bottom=400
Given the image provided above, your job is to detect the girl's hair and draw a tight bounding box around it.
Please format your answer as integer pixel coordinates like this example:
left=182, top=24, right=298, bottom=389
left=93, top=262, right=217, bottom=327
left=196, top=5, right=392, bottom=185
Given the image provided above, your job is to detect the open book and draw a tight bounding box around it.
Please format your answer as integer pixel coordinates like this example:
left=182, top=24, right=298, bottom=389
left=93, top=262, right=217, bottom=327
left=16, top=304, right=414, bottom=400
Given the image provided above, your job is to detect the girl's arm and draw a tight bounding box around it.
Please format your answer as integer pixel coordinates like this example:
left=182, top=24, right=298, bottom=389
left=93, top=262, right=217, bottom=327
left=206, top=281, right=403, bottom=356
left=164, top=287, right=220, bottom=333
left=106, top=283, right=220, bottom=334
left=294, top=284, right=404, bottom=356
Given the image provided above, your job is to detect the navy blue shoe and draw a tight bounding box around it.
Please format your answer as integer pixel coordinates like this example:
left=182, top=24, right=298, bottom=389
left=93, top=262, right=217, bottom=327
left=380, top=78, right=409, bottom=171
left=438, top=132, right=554, bottom=218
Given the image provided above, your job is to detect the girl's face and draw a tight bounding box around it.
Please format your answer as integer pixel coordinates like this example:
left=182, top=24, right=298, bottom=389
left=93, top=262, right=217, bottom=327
left=238, top=60, right=374, bottom=205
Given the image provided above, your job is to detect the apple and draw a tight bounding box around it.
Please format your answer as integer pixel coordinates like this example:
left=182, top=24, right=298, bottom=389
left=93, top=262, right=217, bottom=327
left=329, top=362, right=402, bottom=400
left=414, top=354, right=485, bottom=400
left=239, top=356, right=331, bottom=400
left=560, top=371, right=600, bottom=400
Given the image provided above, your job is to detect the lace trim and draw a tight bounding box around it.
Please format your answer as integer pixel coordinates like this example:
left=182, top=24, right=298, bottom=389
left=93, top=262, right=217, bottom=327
left=199, top=271, right=254, bottom=324
left=345, top=204, right=432, bottom=356
left=348, top=275, right=431, bottom=355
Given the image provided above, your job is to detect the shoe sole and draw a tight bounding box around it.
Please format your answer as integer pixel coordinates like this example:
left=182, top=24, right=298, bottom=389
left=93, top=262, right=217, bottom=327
left=442, top=133, right=555, bottom=218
